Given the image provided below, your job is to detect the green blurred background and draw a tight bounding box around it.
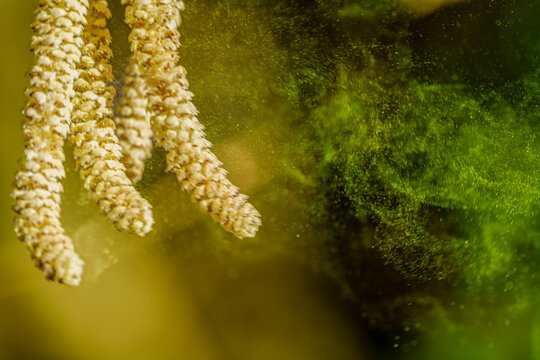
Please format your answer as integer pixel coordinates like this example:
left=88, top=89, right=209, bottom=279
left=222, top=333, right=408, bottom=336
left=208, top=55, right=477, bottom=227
left=2, top=0, right=540, bottom=359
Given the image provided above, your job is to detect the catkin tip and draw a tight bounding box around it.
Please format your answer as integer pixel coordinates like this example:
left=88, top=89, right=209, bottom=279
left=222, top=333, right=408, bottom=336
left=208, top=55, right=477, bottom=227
left=55, top=253, right=84, bottom=286
left=232, top=203, right=262, bottom=238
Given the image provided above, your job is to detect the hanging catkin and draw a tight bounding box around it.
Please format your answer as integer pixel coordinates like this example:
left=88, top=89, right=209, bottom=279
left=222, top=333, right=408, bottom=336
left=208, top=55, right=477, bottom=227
left=114, top=61, right=153, bottom=183
left=122, top=0, right=261, bottom=238
left=12, top=0, right=89, bottom=285
left=70, top=0, right=154, bottom=236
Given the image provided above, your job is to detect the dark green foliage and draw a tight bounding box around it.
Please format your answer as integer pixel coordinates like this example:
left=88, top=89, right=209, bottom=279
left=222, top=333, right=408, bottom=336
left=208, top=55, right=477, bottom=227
left=285, top=3, right=540, bottom=353
left=313, top=62, right=540, bottom=284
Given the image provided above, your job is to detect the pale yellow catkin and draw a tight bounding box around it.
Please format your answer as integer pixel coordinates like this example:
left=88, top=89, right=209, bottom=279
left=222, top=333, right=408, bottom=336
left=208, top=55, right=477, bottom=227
left=12, top=0, right=89, bottom=286
left=123, top=0, right=262, bottom=238
left=114, top=61, right=153, bottom=183
left=70, top=0, right=154, bottom=236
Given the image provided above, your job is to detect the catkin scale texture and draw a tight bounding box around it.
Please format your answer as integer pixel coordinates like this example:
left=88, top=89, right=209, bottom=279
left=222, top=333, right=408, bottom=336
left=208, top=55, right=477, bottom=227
left=122, top=0, right=262, bottom=238
left=114, top=62, right=153, bottom=183
left=12, top=0, right=89, bottom=286
left=70, top=0, right=154, bottom=236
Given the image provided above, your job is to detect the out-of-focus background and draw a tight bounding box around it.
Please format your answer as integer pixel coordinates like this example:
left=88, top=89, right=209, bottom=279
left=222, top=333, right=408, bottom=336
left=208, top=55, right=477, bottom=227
left=2, top=0, right=540, bottom=359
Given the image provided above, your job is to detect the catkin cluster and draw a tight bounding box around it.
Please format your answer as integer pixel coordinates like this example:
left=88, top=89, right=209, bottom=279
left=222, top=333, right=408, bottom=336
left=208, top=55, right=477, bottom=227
left=14, top=0, right=262, bottom=286
left=12, top=0, right=89, bottom=285
left=70, top=0, right=153, bottom=235
left=13, top=0, right=156, bottom=286
left=121, top=0, right=262, bottom=238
